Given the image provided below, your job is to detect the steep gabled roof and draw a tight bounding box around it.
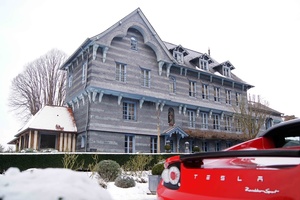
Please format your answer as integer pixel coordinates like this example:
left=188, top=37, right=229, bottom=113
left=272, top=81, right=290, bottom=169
left=15, top=106, right=77, bottom=137
left=60, top=8, right=253, bottom=90
left=61, top=8, right=175, bottom=70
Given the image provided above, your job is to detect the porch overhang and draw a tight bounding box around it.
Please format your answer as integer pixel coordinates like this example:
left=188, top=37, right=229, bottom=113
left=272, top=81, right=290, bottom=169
left=161, top=126, right=189, bottom=138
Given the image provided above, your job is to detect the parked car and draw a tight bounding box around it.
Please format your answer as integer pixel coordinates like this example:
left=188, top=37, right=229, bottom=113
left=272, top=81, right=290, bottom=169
left=157, top=119, right=300, bottom=199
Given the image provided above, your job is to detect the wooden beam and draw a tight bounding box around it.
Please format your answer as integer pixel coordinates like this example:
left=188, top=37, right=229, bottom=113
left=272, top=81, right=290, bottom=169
left=102, top=46, right=109, bottom=63
left=93, top=44, right=99, bottom=60
left=166, top=63, right=172, bottom=77
left=158, top=61, right=164, bottom=76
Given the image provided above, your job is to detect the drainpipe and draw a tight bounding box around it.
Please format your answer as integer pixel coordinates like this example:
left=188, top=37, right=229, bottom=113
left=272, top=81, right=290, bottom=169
left=84, top=99, right=90, bottom=152
left=83, top=47, right=90, bottom=152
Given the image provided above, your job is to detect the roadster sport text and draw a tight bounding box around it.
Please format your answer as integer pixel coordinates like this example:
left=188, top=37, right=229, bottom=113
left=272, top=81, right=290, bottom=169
left=157, top=119, right=300, bottom=199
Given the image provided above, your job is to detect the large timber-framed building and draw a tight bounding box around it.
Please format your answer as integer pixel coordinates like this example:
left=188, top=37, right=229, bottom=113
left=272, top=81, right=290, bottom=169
left=61, top=8, right=282, bottom=153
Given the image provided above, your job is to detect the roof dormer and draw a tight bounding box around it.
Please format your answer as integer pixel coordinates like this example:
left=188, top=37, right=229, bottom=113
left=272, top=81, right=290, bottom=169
left=190, top=53, right=213, bottom=71
left=170, top=45, right=189, bottom=64
left=213, top=61, right=235, bottom=77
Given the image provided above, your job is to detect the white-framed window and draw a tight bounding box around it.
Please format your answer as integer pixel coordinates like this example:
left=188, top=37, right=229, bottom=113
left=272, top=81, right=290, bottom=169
left=226, top=90, right=231, bottom=104
left=224, top=115, right=232, bottom=131
left=174, top=51, right=183, bottom=63
left=213, top=114, right=220, bottom=130
left=123, top=102, right=136, bottom=121
left=150, top=137, right=157, bottom=153
left=169, top=76, right=176, bottom=93
left=116, top=62, right=126, bottom=82
left=200, top=59, right=208, bottom=70
left=189, top=81, right=196, bottom=97
left=68, top=74, right=73, bottom=88
left=236, top=92, right=241, bottom=106
left=223, top=66, right=231, bottom=77
left=82, top=62, right=87, bottom=84
left=125, top=135, right=135, bottom=153
left=201, top=112, right=208, bottom=129
left=202, top=84, right=209, bottom=99
left=187, top=110, right=195, bottom=128
left=214, top=87, right=220, bottom=102
left=130, top=37, right=137, bottom=50
left=141, top=68, right=151, bottom=87
left=235, top=118, right=242, bottom=132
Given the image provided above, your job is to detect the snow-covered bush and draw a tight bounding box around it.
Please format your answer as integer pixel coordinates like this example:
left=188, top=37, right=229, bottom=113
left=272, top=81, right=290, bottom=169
left=114, top=175, right=136, bottom=188
left=20, top=148, right=38, bottom=153
left=40, top=148, right=58, bottom=153
left=96, top=160, right=121, bottom=181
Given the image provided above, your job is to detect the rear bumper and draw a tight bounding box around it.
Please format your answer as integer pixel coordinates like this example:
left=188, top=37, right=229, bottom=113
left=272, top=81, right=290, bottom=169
left=157, top=181, right=226, bottom=200
left=157, top=183, right=228, bottom=200
left=157, top=185, right=290, bottom=200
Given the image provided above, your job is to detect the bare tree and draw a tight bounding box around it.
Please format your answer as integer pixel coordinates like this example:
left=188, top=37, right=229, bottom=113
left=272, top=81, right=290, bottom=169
left=8, top=49, right=67, bottom=122
left=0, top=144, right=4, bottom=153
left=233, top=94, right=271, bottom=139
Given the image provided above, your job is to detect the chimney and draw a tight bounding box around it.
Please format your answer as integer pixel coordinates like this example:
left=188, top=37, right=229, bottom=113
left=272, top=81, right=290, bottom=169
left=208, top=47, right=210, bottom=56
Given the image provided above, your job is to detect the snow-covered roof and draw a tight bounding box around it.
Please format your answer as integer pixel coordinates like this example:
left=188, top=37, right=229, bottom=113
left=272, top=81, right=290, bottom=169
left=16, top=106, right=77, bottom=136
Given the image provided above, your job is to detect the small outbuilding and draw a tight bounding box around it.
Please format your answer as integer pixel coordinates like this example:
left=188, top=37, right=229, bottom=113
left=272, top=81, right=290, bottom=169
left=8, top=106, right=77, bottom=152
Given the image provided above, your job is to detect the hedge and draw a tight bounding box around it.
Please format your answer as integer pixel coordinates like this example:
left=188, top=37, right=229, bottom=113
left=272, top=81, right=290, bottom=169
left=0, top=153, right=178, bottom=173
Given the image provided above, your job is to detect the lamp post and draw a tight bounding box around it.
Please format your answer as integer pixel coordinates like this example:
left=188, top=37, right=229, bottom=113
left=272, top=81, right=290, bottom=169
left=185, top=141, right=189, bottom=153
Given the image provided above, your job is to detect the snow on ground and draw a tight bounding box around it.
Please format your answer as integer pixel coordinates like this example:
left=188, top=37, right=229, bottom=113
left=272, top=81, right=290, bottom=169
left=107, top=181, right=156, bottom=200
left=0, top=168, right=157, bottom=200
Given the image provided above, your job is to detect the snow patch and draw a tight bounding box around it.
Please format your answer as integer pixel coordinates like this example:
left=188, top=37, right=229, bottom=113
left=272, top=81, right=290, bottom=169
left=0, top=168, right=157, bottom=200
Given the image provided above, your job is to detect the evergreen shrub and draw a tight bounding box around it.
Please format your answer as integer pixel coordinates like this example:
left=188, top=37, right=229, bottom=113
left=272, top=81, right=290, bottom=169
left=114, top=175, right=136, bottom=188
left=96, top=160, right=121, bottom=181
left=151, top=162, right=164, bottom=175
left=193, top=146, right=200, bottom=152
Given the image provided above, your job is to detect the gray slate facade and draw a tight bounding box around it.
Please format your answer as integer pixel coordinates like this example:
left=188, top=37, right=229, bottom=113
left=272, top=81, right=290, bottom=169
left=61, top=8, right=281, bottom=153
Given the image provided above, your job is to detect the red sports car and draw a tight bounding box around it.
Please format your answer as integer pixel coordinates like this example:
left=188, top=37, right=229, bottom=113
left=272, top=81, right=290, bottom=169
left=157, top=119, right=300, bottom=199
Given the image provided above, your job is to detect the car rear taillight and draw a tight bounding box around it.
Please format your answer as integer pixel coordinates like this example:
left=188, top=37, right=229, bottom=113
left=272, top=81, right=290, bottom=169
left=161, top=165, right=181, bottom=189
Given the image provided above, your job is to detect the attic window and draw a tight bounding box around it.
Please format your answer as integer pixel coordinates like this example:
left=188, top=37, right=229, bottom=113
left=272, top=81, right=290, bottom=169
left=130, top=37, right=137, bottom=50
left=200, top=59, right=208, bottom=71
left=223, top=66, right=231, bottom=77
left=174, top=51, right=183, bottom=63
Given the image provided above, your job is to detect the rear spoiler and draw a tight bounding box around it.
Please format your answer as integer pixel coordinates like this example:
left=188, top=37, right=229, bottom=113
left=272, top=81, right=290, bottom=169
left=180, top=149, right=300, bottom=162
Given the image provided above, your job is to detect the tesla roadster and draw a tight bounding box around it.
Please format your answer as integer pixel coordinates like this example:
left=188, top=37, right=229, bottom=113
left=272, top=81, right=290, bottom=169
left=157, top=119, right=300, bottom=199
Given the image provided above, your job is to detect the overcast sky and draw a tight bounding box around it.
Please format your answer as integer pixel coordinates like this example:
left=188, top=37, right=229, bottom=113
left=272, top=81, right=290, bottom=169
left=1, top=0, right=299, bottom=148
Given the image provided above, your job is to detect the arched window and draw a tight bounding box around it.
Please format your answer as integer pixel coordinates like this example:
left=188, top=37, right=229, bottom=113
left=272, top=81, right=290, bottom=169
left=168, top=108, right=175, bottom=126
left=169, top=76, right=176, bottom=93
left=130, top=37, right=137, bottom=50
